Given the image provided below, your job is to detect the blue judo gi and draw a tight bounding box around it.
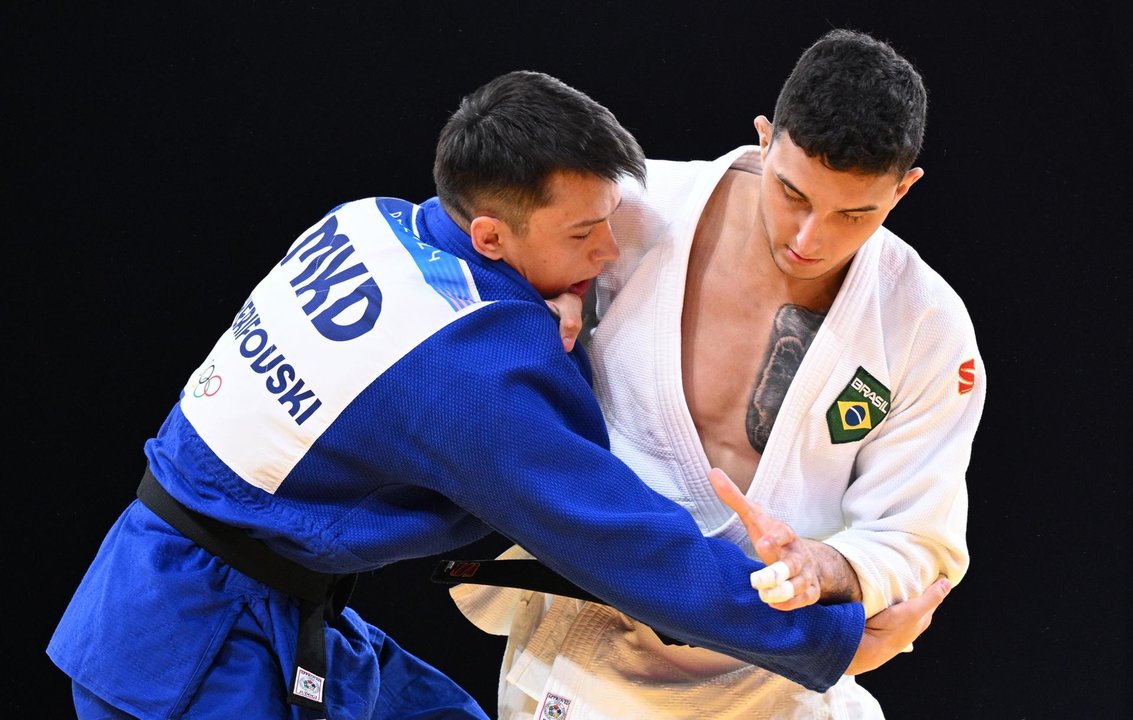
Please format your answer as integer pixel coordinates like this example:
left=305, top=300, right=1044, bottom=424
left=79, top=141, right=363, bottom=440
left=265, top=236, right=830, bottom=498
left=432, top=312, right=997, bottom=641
left=48, top=197, right=864, bottom=719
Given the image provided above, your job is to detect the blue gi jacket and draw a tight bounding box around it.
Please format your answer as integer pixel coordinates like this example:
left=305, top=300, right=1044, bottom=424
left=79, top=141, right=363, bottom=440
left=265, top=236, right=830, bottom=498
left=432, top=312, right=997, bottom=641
left=48, top=197, right=864, bottom=719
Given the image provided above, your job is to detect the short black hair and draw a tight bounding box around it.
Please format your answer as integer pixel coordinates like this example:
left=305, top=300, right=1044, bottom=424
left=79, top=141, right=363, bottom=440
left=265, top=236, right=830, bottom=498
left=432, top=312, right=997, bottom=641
left=434, top=70, right=646, bottom=232
left=772, top=29, right=927, bottom=176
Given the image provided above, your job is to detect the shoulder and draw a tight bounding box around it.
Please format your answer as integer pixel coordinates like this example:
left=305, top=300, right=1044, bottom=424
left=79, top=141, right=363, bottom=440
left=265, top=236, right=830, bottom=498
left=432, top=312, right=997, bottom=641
left=441, top=298, right=571, bottom=361
left=873, top=228, right=980, bottom=350
left=630, top=146, right=759, bottom=195
left=616, top=147, right=759, bottom=231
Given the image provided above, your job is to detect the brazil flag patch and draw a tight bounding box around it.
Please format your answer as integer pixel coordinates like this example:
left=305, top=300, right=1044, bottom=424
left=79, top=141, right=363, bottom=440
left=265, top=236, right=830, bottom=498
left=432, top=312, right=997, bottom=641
left=826, top=367, right=891, bottom=444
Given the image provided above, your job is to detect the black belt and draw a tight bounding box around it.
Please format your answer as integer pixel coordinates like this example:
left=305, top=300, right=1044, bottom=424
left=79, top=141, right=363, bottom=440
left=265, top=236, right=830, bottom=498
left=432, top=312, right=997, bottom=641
left=431, top=557, right=689, bottom=646
left=136, top=466, right=356, bottom=712
left=432, top=558, right=602, bottom=602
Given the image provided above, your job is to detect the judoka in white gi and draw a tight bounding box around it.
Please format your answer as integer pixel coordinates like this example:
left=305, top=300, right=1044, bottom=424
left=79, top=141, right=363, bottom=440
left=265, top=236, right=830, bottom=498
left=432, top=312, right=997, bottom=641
left=453, top=30, right=985, bottom=719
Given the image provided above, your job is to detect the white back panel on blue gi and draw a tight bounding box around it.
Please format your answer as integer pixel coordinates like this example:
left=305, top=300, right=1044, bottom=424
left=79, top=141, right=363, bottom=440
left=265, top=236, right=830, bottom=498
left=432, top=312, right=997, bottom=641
left=180, top=198, right=488, bottom=492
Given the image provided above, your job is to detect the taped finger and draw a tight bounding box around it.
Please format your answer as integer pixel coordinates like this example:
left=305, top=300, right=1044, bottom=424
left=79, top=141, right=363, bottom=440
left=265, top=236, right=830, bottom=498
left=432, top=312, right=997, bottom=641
left=759, top=579, right=795, bottom=604
left=750, top=561, right=791, bottom=590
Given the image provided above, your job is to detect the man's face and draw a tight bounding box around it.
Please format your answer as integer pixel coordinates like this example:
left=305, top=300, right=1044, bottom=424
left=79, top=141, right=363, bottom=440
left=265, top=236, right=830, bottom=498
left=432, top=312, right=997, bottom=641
left=755, top=120, right=920, bottom=282
left=495, top=171, right=622, bottom=298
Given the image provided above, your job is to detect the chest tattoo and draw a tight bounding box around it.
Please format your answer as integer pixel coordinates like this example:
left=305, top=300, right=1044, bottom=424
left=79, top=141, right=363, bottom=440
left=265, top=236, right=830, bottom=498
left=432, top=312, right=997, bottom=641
left=745, top=304, right=825, bottom=453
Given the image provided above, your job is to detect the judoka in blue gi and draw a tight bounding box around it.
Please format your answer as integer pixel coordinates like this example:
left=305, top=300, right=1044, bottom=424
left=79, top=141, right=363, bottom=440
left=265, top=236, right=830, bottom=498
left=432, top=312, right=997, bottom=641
left=48, top=70, right=937, bottom=719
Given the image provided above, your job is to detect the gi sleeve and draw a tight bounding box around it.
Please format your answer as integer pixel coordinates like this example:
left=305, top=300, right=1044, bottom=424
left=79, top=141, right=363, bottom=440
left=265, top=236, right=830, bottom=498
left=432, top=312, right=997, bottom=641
left=825, top=291, right=987, bottom=618
left=400, top=299, right=865, bottom=692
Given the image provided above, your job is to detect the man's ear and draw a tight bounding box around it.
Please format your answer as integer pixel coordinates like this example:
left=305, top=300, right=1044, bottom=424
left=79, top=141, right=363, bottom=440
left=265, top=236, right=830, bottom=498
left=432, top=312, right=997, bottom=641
left=754, top=116, right=774, bottom=155
left=469, top=215, right=505, bottom=260
left=891, top=167, right=925, bottom=208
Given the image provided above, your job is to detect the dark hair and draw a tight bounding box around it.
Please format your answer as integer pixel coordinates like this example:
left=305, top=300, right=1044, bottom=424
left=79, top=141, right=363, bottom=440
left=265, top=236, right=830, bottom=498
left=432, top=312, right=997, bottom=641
left=772, top=29, right=927, bottom=176
left=433, top=70, right=646, bottom=232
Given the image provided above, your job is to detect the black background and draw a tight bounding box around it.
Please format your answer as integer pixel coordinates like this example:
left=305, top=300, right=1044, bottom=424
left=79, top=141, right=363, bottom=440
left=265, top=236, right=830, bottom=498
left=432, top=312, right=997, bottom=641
left=8, top=2, right=1130, bottom=718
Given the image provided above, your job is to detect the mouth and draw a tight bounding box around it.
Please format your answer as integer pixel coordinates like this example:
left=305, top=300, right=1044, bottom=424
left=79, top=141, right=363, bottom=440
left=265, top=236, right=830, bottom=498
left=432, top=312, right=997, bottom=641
left=567, top=278, right=593, bottom=296
left=786, top=247, right=819, bottom=265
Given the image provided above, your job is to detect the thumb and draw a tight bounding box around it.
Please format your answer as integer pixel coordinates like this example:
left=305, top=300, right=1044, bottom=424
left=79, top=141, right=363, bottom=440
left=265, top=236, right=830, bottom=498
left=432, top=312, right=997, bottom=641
left=545, top=292, right=583, bottom=353
left=922, top=576, right=953, bottom=610
left=900, top=577, right=952, bottom=622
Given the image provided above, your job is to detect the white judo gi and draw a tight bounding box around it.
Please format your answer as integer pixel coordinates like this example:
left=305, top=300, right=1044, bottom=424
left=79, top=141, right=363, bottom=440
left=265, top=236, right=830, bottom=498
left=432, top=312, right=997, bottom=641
left=453, top=146, right=987, bottom=719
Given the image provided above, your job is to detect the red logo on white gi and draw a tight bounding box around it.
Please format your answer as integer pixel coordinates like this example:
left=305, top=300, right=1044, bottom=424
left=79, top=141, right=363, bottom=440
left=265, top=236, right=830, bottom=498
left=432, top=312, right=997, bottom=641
left=957, top=359, right=975, bottom=395
left=540, top=692, right=571, bottom=719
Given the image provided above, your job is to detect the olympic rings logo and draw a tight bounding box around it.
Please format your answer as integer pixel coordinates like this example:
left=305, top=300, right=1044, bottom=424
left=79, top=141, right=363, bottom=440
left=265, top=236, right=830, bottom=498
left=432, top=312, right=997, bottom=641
left=193, top=363, right=223, bottom=398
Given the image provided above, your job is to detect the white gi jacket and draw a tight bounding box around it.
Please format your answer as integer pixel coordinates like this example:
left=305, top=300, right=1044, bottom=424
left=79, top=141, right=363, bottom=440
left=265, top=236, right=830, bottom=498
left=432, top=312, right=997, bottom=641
left=454, top=146, right=987, bottom=719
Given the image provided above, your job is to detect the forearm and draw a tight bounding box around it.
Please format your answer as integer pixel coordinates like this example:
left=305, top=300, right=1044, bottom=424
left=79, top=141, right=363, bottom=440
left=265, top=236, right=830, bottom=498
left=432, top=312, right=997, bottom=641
left=478, top=473, right=865, bottom=689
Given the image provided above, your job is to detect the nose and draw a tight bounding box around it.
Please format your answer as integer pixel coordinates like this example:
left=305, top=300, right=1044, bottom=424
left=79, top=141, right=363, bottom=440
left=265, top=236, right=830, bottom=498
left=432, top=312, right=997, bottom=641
left=795, top=211, right=820, bottom=255
left=591, top=222, right=620, bottom=264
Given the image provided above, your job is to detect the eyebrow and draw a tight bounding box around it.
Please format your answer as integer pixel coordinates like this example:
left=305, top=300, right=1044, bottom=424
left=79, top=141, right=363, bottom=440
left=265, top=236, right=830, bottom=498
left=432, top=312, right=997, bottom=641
left=777, top=173, right=880, bottom=214
left=569, top=197, right=625, bottom=228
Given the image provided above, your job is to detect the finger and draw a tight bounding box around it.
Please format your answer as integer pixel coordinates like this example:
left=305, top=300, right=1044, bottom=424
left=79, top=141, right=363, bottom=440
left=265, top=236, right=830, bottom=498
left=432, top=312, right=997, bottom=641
left=897, top=580, right=947, bottom=645
left=925, top=576, right=953, bottom=608
left=707, top=467, right=746, bottom=512
left=707, top=468, right=772, bottom=537
left=752, top=539, right=778, bottom=566
left=750, top=561, right=790, bottom=590
left=560, top=320, right=581, bottom=352
left=545, top=292, right=584, bottom=352
left=759, top=579, right=795, bottom=604
left=904, top=577, right=952, bottom=617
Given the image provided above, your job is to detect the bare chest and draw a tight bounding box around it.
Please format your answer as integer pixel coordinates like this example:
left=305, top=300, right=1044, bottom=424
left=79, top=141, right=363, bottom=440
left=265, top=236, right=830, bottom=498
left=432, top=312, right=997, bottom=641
left=681, top=265, right=825, bottom=493
left=677, top=169, right=831, bottom=491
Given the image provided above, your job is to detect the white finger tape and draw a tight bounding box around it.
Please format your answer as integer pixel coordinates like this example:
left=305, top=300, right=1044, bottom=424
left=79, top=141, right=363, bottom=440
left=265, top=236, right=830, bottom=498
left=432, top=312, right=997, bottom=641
left=759, top=580, right=795, bottom=604
left=750, top=561, right=791, bottom=590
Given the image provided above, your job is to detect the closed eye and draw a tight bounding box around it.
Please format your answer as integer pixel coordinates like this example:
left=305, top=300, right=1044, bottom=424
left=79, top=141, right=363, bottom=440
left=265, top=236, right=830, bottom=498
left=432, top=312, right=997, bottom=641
left=780, top=181, right=808, bottom=205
